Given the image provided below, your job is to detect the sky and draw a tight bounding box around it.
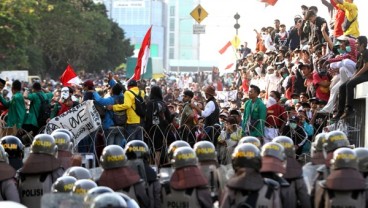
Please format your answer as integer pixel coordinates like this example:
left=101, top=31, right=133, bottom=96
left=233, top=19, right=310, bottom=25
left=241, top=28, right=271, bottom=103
left=194, top=0, right=368, bottom=61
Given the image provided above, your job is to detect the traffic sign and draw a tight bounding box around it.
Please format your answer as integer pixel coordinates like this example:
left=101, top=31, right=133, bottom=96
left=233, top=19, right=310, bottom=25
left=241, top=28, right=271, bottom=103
left=193, top=25, right=206, bottom=34
left=190, top=4, right=208, bottom=24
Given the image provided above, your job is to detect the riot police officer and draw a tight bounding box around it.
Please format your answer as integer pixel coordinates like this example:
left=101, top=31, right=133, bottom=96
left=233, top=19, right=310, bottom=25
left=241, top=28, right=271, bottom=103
left=314, top=148, right=366, bottom=207
left=274, top=136, right=311, bottom=208
left=72, top=179, right=97, bottom=195
left=0, top=145, right=20, bottom=202
left=51, top=176, right=77, bottom=193
left=84, top=186, right=114, bottom=206
left=260, top=142, right=290, bottom=208
left=161, top=146, right=212, bottom=208
left=1, top=136, right=24, bottom=170
left=63, top=166, right=93, bottom=180
left=220, top=143, right=282, bottom=208
left=238, top=136, right=261, bottom=149
left=125, top=140, right=160, bottom=208
left=193, top=141, right=221, bottom=202
left=91, top=192, right=128, bottom=208
left=17, top=134, right=64, bottom=208
left=354, top=147, right=368, bottom=178
left=51, top=130, right=73, bottom=169
left=98, top=145, right=149, bottom=208
left=303, top=133, right=327, bottom=195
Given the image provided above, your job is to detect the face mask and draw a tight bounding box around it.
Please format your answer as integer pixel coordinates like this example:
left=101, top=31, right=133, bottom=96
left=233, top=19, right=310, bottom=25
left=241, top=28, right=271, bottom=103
left=337, top=48, right=346, bottom=54
left=282, top=74, right=288, bottom=78
left=289, top=123, right=297, bottom=129
left=61, top=87, right=70, bottom=100
left=267, top=97, right=277, bottom=108
left=346, top=46, right=351, bottom=53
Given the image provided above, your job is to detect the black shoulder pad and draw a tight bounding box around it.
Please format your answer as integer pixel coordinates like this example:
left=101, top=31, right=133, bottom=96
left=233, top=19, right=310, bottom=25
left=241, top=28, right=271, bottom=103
left=264, top=178, right=280, bottom=190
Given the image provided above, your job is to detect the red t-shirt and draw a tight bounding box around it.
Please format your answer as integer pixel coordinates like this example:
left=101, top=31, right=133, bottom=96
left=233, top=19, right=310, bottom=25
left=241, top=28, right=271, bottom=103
left=266, top=104, right=286, bottom=128
left=313, top=72, right=330, bottom=102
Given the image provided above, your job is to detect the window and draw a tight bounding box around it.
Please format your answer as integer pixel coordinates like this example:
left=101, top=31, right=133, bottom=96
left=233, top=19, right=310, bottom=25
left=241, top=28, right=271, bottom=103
left=170, top=6, right=175, bottom=16
left=169, top=33, right=175, bottom=46
left=169, top=48, right=174, bottom=59
left=169, top=18, right=175, bottom=31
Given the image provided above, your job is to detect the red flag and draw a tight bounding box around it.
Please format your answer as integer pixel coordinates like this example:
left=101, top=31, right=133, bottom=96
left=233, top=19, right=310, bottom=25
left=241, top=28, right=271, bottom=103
left=133, top=26, right=152, bottom=81
left=60, top=65, right=81, bottom=86
left=260, top=0, right=278, bottom=6
left=219, top=41, right=232, bottom=54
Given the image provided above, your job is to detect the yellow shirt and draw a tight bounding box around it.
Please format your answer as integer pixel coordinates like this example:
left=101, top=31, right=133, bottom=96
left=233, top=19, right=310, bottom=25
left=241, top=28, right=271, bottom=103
left=113, top=87, right=145, bottom=124
left=337, top=1, right=359, bottom=38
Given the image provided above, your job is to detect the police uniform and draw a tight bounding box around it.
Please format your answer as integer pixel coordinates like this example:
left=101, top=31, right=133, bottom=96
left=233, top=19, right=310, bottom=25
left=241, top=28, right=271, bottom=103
left=161, top=146, right=212, bottom=208
left=1, top=136, right=24, bottom=170
left=17, top=134, right=64, bottom=208
left=98, top=145, right=150, bottom=208
left=51, top=130, right=74, bottom=170
left=221, top=143, right=282, bottom=208
left=303, top=133, right=327, bottom=195
left=0, top=145, right=20, bottom=202
left=125, top=140, right=161, bottom=208
left=314, top=148, right=367, bottom=207
left=274, top=136, right=311, bottom=208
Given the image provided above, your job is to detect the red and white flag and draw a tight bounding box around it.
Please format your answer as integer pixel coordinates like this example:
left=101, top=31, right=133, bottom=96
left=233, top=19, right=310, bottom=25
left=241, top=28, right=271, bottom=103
left=218, top=41, right=236, bottom=72
left=60, top=64, right=81, bottom=86
left=133, top=26, right=152, bottom=81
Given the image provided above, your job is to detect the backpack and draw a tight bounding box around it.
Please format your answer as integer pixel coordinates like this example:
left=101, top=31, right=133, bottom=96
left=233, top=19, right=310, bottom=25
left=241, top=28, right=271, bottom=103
left=129, top=90, right=146, bottom=118
left=112, top=96, right=127, bottom=126
left=152, top=101, right=167, bottom=125
left=35, top=93, right=51, bottom=127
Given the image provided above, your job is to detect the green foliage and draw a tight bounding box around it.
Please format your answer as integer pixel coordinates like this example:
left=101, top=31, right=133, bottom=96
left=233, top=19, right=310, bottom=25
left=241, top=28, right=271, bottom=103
left=0, top=0, right=133, bottom=78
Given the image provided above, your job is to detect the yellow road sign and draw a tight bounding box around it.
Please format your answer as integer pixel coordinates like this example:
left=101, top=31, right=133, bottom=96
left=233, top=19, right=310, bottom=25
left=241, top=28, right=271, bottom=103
left=190, top=4, right=208, bottom=24
left=231, top=35, right=241, bottom=48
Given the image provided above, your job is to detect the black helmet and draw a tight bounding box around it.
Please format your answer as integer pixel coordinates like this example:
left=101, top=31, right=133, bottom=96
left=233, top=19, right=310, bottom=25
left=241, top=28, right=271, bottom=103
left=84, top=186, right=114, bottom=205
left=53, top=129, right=74, bottom=141
left=238, top=136, right=261, bottom=148
left=72, top=179, right=97, bottom=195
left=124, top=140, right=150, bottom=160
left=1, top=136, right=24, bottom=158
left=354, top=148, right=368, bottom=173
left=63, top=166, right=92, bottom=180
left=324, top=131, right=349, bottom=153
left=172, top=147, right=197, bottom=169
left=100, top=145, right=127, bottom=169
left=30, top=134, right=58, bottom=156
left=331, top=148, right=358, bottom=170
left=51, top=176, right=77, bottom=193
left=261, top=142, right=286, bottom=162
left=273, top=136, right=295, bottom=158
left=51, top=131, right=73, bottom=152
left=0, top=145, right=9, bottom=163
left=232, top=143, right=261, bottom=171
left=193, top=141, right=217, bottom=162
left=168, top=140, right=190, bottom=160
left=312, top=133, right=327, bottom=153
left=91, top=193, right=127, bottom=208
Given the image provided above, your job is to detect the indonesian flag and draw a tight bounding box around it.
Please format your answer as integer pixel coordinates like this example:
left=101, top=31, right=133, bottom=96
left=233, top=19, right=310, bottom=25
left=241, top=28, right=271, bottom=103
left=218, top=41, right=236, bottom=72
left=60, top=64, right=81, bottom=86
left=260, top=0, right=278, bottom=6
left=133, top=26, right=152, bottom=81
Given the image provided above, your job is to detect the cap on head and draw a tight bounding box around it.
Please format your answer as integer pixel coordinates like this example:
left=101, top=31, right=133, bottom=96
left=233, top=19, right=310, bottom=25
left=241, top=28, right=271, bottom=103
left=83, top=80, right=94, bottom=88
left=204, top=86, right=216, bottom=97
left=128, top=80, right=138, bottom=87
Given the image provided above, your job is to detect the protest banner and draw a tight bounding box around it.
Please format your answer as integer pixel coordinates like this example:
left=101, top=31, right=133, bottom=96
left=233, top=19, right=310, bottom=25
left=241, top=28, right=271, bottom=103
left=45, top=100, right=102, bottom=145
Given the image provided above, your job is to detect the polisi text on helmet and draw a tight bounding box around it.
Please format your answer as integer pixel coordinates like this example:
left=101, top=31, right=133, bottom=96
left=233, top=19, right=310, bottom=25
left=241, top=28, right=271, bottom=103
left=107, top=155, right=125, bottom=162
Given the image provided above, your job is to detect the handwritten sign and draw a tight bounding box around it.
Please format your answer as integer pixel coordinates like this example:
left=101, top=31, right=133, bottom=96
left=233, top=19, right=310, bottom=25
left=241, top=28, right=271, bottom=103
left=45, top=100, right=102, bottom=145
